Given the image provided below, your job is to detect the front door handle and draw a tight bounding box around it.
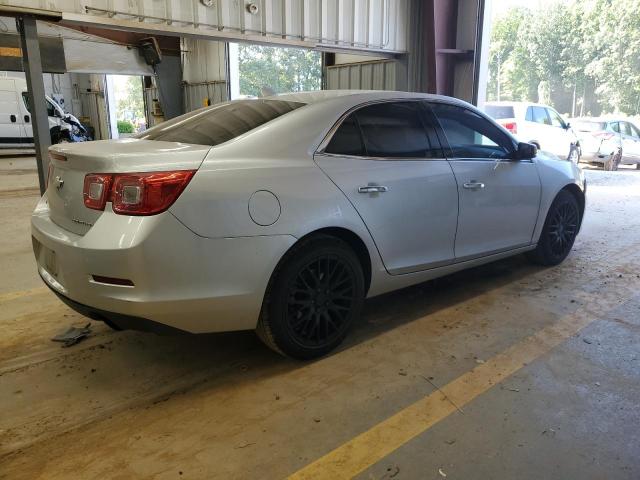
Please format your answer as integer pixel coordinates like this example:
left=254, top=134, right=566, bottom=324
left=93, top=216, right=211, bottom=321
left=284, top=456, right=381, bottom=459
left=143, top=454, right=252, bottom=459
left=24, top=115, right=30, bottom=123
left=358, top=185, right=388, bottom=194
left=463, top=181, right=485, bottom=190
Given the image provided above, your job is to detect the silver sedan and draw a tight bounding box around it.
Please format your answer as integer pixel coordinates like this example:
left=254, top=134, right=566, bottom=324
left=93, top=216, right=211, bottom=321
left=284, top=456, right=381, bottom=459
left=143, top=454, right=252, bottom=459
left=32, top=91, right=586, bottom=359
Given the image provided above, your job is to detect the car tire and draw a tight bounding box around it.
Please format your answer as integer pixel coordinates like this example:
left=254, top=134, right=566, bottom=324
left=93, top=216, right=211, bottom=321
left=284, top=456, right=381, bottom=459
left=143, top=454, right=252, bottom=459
left=256, top=235, right=365, bottom=360
left=604, top=149, right=621, bottom=171
left=527, top=190, right=580, bottom=266
left=568, top=146, right=579, bottom=164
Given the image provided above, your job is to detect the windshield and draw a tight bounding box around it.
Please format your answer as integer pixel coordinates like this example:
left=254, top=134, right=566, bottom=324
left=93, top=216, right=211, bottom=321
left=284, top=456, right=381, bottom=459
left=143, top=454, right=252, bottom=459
left=485, top=105, right=515, bottom=120
left=573, top=121, right=607, bottom=132
left=137, top=99, right=304, bottom=146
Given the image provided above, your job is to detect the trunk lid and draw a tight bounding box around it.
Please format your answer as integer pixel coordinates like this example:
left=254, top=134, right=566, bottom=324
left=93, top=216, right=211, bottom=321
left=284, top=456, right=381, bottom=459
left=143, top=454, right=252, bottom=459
left=46, top=139, right=210, bottom=235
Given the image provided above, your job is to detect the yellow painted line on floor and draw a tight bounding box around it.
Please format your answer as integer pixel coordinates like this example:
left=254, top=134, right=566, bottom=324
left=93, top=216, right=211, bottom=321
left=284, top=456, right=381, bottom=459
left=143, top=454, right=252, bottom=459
left=288, top=290, right=629, bottom=480
left=0, top=286, right=48, bottom=303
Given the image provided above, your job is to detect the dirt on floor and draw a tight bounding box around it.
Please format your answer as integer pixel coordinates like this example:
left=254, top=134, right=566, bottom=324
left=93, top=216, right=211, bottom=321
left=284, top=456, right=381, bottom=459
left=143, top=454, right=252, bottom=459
left=1, top=158, right=639, bottom=480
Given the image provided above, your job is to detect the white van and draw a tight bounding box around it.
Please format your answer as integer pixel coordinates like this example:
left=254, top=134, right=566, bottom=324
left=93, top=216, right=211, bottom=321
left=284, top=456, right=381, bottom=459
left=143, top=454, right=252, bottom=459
left=0, top=77, right=89, bottom=147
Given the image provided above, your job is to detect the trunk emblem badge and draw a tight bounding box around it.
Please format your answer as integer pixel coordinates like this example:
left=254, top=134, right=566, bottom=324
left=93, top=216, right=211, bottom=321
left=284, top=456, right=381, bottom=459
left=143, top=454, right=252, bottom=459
left=54, top=176, right=64, bottom=190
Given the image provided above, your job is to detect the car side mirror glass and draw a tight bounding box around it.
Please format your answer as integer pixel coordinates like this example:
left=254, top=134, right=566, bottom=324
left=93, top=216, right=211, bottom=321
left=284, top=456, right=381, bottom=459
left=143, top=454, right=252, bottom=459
left=512, top=142, right=537, bottom=160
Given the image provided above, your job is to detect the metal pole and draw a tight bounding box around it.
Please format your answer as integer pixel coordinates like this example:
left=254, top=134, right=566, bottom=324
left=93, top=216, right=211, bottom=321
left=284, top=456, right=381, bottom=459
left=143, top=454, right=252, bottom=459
left=17, top=16, right=50, bottom=195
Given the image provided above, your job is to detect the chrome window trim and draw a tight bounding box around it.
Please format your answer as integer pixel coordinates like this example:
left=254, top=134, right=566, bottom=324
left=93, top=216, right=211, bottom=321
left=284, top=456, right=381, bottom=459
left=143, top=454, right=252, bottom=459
left=315, top=98, right=444, bottom=160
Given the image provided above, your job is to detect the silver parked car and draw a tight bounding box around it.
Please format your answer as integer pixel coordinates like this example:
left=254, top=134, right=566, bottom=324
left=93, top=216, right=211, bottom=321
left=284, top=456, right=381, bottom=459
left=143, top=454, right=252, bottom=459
left=32, top=91, right=586, bottom=359
left=572, top=117, right=640, bottom=170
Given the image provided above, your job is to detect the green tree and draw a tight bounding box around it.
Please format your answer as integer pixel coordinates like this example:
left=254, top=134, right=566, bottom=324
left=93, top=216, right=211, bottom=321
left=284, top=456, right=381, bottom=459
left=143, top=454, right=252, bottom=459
left=487, top=0, right=640, bottom=116
left=116, top=76, right=144, bottom=123
left=238, top=45, right=321, bottom=96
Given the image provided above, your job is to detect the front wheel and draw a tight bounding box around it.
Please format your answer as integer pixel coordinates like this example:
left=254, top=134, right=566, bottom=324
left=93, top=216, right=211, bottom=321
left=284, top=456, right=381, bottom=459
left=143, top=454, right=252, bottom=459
left=527, top=190, right=580, bottom=266
left=568, top=146, right=580, bottom=164
left=256, top=235, right=365, bottom=359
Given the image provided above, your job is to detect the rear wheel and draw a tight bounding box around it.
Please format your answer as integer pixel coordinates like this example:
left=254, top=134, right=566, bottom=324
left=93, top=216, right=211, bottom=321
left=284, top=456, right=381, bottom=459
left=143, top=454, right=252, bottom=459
left=527, top=190, right=580, bottom=266
left=256, top=235, right=365, bottom=359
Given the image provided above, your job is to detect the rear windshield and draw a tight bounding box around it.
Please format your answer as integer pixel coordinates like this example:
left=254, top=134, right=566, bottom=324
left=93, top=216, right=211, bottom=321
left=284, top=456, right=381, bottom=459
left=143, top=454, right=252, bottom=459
left=573, top=121, right=607, bottom=132
left=484, top=105, right=515, bottom=120
left=137, top=99, right=304, bottom=146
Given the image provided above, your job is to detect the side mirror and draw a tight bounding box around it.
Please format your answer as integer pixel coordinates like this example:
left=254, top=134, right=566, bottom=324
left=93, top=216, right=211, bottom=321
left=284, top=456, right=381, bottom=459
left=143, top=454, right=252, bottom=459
left=564, top=122, right=571, bottom=130
left=512, top=142, right=537, bottom=160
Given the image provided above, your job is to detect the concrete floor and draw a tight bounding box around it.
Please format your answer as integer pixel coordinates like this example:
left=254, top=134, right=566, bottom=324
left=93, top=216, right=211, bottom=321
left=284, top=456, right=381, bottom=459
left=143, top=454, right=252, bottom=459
left=0, top=156, right=639, bottom=479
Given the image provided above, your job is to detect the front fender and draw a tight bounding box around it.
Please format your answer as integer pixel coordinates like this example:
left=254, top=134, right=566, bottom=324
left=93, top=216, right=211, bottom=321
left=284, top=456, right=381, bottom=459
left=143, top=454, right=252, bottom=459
left=532, top=154, right=585, bottom=243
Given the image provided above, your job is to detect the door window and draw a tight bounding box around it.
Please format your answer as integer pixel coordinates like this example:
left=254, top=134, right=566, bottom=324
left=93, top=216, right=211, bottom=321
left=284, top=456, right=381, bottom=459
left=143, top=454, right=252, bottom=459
left=22, top=93, right=56, bottom=117
left=629, top=123, right=640, bottom=138
left=429, top=103, right=514, bottom=159
left=546, top=108, right=566, bottom=128
left=620, top=122, right=633, bottom=136
left=611, top=122, right=620, bottom=133
left=325, top=102, right=441, bottom=158
left=531, top=106, right=551, bottom=125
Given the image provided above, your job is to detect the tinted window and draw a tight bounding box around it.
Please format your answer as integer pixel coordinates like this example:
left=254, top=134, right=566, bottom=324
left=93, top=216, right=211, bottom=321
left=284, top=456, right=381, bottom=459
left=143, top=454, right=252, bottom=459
left=531, top=106, right=550, bottom=125
left=485, top=105, right=515, bottom=120
left=547, top=108, right=565, bottom=128
left=138, top=99, right=303, bottom=146
left=629, top=123, right=640, bottom=138
left=620, top=122, right=633, bottom=136
left=325, top=102, right=440, bottom=158
left=611, top=122, right=620, bottom=133
left=356, top=102, right=437, bottom=158
left=325, top=115, right=364, bottom=156
left=430, top=103, right=514, bottom=159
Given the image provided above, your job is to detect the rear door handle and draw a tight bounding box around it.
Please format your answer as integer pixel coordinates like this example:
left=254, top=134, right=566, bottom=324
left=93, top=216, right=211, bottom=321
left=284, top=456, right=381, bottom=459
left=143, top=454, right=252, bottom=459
left=9, top=114, right=16, bottom=123
left=358, top=185, right=388, bottom=194
left=463, top=181, right=485, bottom=190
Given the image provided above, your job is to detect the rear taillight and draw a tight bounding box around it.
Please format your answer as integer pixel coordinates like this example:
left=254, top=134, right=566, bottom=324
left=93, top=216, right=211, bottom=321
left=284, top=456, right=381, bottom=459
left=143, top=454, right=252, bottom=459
left=82, top=170, right=195, bottom=216
left=49, top=151, right=67, bottom=162
left=83, top=174, right=113, bottom=211
left=501, top=121, right=518, bottom=134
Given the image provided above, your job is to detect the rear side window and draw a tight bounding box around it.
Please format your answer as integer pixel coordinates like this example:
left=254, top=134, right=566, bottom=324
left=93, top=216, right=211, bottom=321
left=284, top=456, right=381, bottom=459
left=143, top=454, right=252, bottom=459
left=325, top=102, right=441, bottom=158
left=530, top=106, right=551, bottom=125
left=485, top=105, right=514, bottom=120
left=325, top=115, right=365, bottom=156
left=430, top=103, right=514, bottom=159
left=137, top=99, right=304, bottom=146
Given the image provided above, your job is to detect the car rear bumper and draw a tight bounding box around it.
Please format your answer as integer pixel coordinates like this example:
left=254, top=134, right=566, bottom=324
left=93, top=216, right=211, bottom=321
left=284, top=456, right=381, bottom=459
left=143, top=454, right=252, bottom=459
left=31, top=195, right=296, bottom=333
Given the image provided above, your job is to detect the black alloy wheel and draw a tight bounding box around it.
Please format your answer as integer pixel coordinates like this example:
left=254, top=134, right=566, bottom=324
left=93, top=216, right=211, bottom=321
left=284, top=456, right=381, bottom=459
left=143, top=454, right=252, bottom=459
left=256, top=235, right=365, bottom=359
left=527, top=190, right=580, bottom=266
left=285, top=254, right=357, bottom=347
left=547, top=201, right=579, bottom=258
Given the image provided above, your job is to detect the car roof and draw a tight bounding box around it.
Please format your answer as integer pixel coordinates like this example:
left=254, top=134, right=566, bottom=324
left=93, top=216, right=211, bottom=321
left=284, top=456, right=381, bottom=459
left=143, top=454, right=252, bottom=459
left=266, top=89, right=471, bottom=107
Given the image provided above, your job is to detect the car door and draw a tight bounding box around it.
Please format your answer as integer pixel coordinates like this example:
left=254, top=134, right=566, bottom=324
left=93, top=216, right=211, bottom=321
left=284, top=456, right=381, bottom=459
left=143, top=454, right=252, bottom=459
left=314, top=101, right=459, bottom=275
left=429, top=102, right=541, bottom=261
left=619, top=122, right=640, bottom=162
left=545, top=107, right=575, bottom=159
left=523, top=106, right=550, bottom=148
